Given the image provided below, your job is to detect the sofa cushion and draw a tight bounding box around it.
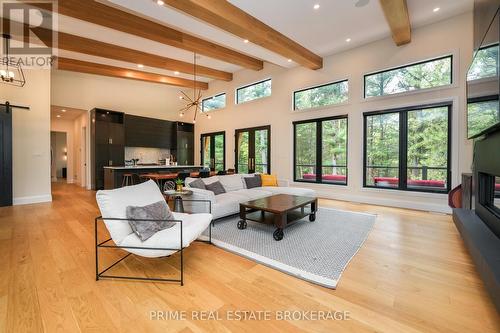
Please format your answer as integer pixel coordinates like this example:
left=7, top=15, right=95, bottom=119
left=244, top=175, right=262, bottom=189
left=126, top=200, right=176, bottom=241
left=261, top=174, right=278, bottom=186
left=206, top=181, right=226, bottom=195
left=218, top=174, right=245, bottom=192
left=262, top=186, right=316, bottom=197
left=189, top=178, right=206, bottom=190
left=95, top=180, right=165, bottom=245
left=213, top=192, right=249, bottom=219
left=233, top=188, right=273, bottom=201
left=119, top=212, right=212, bottom=258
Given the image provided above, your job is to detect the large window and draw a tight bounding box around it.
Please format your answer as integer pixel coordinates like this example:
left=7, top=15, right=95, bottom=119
left=202, top=93, right=226, bottom=112
left=294, top=116, right=348, bottom=185
left=467, top=96, right=500, bottom=138
left=294, top=80, right=348, bottom=110
left=364, top=103, right=451, bottom=193
left=236, top=79, right=271, bottom=104
left=235, top=126, right=270, bottom=174
left=201, top=131, right=225, bottom=172
left=467, top=44, right=499, bottom=81
left=364, top=55, right=452, bottom=98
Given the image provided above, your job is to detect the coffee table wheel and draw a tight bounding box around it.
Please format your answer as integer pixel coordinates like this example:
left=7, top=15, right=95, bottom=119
left=273, top=228, right=284, bottom=241
left=237, top=220, right=247, bottom=230
left=309, top=213, right=316, bottom=222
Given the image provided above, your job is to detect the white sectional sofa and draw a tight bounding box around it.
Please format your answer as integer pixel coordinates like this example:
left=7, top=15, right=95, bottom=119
left=183, top=174, right=316, bottom=220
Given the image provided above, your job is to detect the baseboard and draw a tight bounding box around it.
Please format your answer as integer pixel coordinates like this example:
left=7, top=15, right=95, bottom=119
left=307, top=187, right=451, bottom=214
left=13, top=194, right=53, bottom=205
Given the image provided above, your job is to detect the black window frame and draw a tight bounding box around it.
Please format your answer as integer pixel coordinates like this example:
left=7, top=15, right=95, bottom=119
left=200, top=131, right=226, bottom=172
left=363, top=102, right=452, bottom=194
left=293, top=79, right=349, bottom=111
left=293, top=115, right=348, bottom=186
left=363, top=55, right=453, bottom=99
left=201, top=93, right=226, bottom=112
left=236, top=78, right=272, bottom=104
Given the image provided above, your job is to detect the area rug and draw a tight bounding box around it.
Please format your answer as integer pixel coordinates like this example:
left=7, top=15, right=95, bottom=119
left=201, top=208, right=376, bottom=288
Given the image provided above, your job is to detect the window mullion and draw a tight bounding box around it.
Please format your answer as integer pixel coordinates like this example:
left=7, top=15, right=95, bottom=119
left=400, top=111, right=408, bottom=190
left=316, top=121, right=322, bottom=183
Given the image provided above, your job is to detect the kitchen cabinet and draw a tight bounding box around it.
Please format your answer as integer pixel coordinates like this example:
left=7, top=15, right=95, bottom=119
left=124, top=114, right=173, bottom=148
left=90, top=108, right=125, bottom=190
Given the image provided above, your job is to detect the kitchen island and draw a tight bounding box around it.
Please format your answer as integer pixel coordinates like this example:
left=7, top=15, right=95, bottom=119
left=103, top=165, right=203, bottom=189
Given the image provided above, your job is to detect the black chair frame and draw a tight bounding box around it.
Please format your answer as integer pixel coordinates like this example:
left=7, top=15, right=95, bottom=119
left=95, top=199, right=212, bottom=286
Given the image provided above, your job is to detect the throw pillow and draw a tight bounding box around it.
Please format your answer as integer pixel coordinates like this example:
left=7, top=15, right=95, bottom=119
left=205, top=181, right=226, bottom=195
left=244, top=174, right=262, bottom=189
left=188, top=178, right=206, bottom=190
left=261, top=174, right=278, bottom=187
left=126, top=200, right=176, bottom=241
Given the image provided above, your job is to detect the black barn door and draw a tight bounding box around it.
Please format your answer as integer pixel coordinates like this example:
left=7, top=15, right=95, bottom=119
left=0, top=104, right=12, bottom=206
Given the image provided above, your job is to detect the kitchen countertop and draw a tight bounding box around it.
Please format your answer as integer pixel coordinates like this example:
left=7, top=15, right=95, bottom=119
left=103, top=165, right=203, bottom=170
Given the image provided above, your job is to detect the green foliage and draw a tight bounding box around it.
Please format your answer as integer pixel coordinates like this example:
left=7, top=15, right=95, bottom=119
left=295, top=118, right=347, bottom=181
left=467, top=100, right=500, bottom=138
left=468, top=45, right=498, bottom=80
left=294, top=81, right=348, bottom=110
left=202, top=94, right=226, bottom=112
left=365, top=57, right=452, bottom=98
left=365, top=107, right=449, bottom=186
left=237, top=80, right=271, bottom=104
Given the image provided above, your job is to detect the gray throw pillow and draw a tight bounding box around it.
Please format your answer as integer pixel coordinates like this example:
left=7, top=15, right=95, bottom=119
left=126, top=200, right=176, bottom=242
left=189, top=178, right=206, bottom=190
left=205, top=181, right=226, bottom=195
left=244, top=174, right=262, bottom=189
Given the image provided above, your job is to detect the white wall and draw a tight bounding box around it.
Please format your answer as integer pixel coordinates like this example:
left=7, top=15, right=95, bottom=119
left=194, top=13, right=474, bottom=213
left=51, top=120, right=74, bottom=182
left=51, top=70, right=187, bottom=120
left=0, top=69, right=52, bottom=205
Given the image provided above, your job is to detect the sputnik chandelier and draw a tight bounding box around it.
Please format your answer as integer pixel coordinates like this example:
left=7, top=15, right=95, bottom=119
left=178, top=53, right=210, bottom=123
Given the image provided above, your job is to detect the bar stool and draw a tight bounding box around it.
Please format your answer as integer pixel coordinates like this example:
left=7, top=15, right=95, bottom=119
left=121, top=173, right=135, bottom=187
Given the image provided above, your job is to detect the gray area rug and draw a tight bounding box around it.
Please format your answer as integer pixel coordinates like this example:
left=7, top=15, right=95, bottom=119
left=201, top=208, right=376, bottom=288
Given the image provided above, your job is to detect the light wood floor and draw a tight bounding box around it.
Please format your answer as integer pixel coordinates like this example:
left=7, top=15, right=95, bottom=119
left=0, top=183, right=498, bottom=333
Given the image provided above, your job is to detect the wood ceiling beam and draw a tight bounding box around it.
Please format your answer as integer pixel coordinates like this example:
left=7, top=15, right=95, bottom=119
left=162, top=0, right=323, bottom=70
left=25, top=23, right=232, bottom=81
left=379, top=0, right=411, bottom=46
left=29, top=0, right=263, bottom=70
left=56, top=57, right=209, bottom=90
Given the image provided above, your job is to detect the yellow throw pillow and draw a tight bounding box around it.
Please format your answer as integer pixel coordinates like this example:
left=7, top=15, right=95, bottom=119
left=261, top=174, right=278, bottom=187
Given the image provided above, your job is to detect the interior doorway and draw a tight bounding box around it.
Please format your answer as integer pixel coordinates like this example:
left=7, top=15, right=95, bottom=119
left=51, top=131, right=68, bottom=182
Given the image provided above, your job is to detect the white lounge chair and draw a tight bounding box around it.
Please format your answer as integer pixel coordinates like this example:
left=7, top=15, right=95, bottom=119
left=95, top=180, right=213, bottom=285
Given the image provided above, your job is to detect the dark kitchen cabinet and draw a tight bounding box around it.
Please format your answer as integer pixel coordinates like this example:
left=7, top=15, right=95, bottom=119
left=124, top=114, right=173, bottom=148
left=90, top=108, right=125, bottom=190
left=173, top=122, right=194, bottom=165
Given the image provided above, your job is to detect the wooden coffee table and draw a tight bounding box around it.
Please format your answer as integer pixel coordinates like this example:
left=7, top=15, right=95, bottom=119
left=238, top=194, right=318, bottom=241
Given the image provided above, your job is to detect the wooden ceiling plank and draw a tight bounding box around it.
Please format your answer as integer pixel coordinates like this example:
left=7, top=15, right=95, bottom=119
left=379, top=0, right=411, bottom=46
left=29, top=0, right=263, bottom=70
left=56, top=57, right=209, bottom=90
left=163, top=0, right=323, bottom=70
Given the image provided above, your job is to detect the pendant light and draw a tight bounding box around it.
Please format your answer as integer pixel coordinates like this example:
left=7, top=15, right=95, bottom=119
left=1, top=34, right=25, bottom=87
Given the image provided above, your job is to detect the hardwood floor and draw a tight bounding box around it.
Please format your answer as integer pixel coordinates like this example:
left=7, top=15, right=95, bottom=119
left=0, top=182, right=498, bottom=332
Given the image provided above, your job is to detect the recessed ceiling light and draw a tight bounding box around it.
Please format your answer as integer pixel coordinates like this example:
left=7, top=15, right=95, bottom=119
left=157, top=0, right=165, bottom=5
left=243, top=39, right=249, bottom=43
left=137, top=64, right=144, bottom=68
left=287, top=59, right=292, bottom=62
left=433, top=7, right=440, bottom=12
left=56, top=115, right=61, bottom=118
left=346, top=38, right=351, bottom=42
left=61, top=109, right=66, bottom=112
left=174, top=71, right=180, bottom=75
left=313, top=4, right=320, bottom=10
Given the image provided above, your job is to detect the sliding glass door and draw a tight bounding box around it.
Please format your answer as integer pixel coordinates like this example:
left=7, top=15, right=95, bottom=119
left=200, top=131, right=225, bottom=172
left=235, top=125, right=270, bottom=174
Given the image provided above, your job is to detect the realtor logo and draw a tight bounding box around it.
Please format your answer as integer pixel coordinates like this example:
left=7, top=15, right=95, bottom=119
left=1, top=0, right=55, bottom=56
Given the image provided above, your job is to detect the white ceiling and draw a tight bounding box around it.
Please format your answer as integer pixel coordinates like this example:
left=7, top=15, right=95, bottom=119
left=19, top=0, right=474, bottom=83
left=51, top=105, right=85, bottom=121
